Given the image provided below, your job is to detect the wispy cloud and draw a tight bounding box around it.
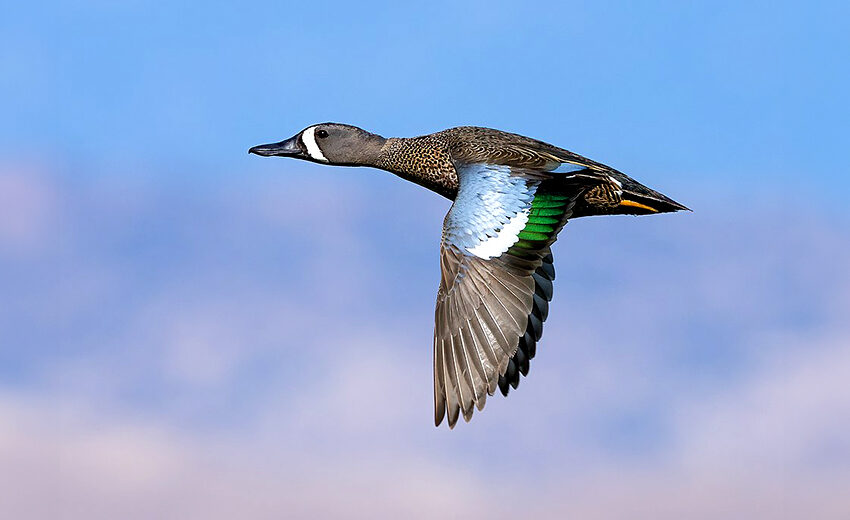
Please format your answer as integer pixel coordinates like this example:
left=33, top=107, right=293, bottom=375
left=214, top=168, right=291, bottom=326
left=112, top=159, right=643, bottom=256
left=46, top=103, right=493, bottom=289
left=1, top=165, right=848, bottom=519
left=0, top=164, right=57, bottom=256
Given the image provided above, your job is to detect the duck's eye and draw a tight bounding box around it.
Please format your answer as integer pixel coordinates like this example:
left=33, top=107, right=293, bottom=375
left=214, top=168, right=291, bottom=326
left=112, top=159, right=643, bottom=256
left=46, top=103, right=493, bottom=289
left=316, top=129, right=329, bottom=139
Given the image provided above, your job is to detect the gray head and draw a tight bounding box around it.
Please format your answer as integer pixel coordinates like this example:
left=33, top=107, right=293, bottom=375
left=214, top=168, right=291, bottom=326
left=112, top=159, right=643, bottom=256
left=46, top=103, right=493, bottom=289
left=249, top=123, right=386, bottom=166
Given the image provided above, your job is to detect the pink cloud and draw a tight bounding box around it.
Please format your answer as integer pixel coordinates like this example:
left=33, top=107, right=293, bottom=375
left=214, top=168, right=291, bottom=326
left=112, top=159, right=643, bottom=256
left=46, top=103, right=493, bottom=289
left=3, top=326, right=850, bottom=519
left=3, top=165, right=850, bottom=519
left=0, top=165, right=58, bottom=255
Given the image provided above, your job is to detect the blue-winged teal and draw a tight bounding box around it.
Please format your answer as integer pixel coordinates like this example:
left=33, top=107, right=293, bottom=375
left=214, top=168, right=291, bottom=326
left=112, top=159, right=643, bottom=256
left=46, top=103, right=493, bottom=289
left=250, top=124, right=688, bottom=428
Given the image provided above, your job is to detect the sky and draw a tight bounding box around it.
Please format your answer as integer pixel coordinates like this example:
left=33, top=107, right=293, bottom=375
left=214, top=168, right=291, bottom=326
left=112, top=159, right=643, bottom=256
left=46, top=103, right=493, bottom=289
left=1, top=1, right=849, bottom=518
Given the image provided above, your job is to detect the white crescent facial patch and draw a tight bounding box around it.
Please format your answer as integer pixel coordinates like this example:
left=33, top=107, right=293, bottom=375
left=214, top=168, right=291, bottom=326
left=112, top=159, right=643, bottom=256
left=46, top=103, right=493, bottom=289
left=302, top=126, right=328, bottom=162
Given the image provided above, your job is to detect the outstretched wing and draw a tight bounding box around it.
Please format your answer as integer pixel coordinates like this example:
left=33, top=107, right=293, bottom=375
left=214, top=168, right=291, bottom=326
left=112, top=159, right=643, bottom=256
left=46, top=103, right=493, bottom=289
left=433, top=162, right=592, bottom=427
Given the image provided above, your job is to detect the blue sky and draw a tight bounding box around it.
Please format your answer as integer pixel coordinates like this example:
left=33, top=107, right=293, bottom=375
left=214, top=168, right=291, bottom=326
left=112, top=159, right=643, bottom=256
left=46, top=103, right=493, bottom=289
left=2, top=1, right=849, bottom=518
left=4, top=1, right=849, bottom=186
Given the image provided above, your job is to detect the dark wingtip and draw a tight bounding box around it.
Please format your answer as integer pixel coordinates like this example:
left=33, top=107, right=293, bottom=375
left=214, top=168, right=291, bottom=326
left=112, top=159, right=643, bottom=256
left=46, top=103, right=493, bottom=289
left=663, top=196, right=691, bottom=212
left=605, top=172, right=690, bottom=215
left=498, top=375, right=510, bottom=396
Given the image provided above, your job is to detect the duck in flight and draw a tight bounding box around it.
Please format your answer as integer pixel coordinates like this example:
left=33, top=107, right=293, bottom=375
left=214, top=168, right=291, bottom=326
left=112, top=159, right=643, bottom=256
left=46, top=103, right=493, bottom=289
left=250, top=124, right=688, bottom=428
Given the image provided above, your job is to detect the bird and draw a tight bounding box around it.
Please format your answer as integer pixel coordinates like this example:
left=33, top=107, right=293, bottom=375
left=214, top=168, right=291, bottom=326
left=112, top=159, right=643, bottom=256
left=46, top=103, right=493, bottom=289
left=249, top=123, right=688, bottom=428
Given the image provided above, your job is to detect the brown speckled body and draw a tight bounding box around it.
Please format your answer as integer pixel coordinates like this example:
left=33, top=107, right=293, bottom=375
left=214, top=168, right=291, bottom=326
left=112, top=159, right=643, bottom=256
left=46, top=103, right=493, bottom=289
left=376, top=126, right=650, bottom=217
left=377, top=134, right=457, bottom=199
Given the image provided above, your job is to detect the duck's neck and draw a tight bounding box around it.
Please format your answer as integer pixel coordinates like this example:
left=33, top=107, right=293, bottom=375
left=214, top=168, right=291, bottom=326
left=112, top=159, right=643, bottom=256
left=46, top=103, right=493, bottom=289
left=342, top=132, right=388, bottom=166
left=376, top=137, right=459, bottom=200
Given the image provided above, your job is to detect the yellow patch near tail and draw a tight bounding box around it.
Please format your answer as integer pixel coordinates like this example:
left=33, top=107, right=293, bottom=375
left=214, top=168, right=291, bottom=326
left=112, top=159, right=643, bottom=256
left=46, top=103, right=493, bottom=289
left=619, top=199, right=659, bottom=213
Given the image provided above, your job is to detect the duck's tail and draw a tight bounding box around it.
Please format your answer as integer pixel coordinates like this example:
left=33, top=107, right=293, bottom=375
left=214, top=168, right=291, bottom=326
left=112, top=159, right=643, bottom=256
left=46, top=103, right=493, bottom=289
left=574, top=171, right=690, bottom=217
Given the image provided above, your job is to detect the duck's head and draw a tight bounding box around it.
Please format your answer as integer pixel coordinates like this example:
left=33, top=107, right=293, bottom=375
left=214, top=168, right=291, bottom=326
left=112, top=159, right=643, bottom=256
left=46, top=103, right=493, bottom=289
left=249, top=123, right=386, bottom=166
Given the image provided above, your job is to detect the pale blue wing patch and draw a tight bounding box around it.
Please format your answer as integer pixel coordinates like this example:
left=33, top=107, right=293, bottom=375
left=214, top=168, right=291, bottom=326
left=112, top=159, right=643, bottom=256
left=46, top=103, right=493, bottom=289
left=443, top=164, right=538, bottom=260
left=550, top=161, right=586, bottom=174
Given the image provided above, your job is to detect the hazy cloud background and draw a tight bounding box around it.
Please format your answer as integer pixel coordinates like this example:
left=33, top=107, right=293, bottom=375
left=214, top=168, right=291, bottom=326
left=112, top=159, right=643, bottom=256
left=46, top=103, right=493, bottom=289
left=2, top=1, right=848, bottom=518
